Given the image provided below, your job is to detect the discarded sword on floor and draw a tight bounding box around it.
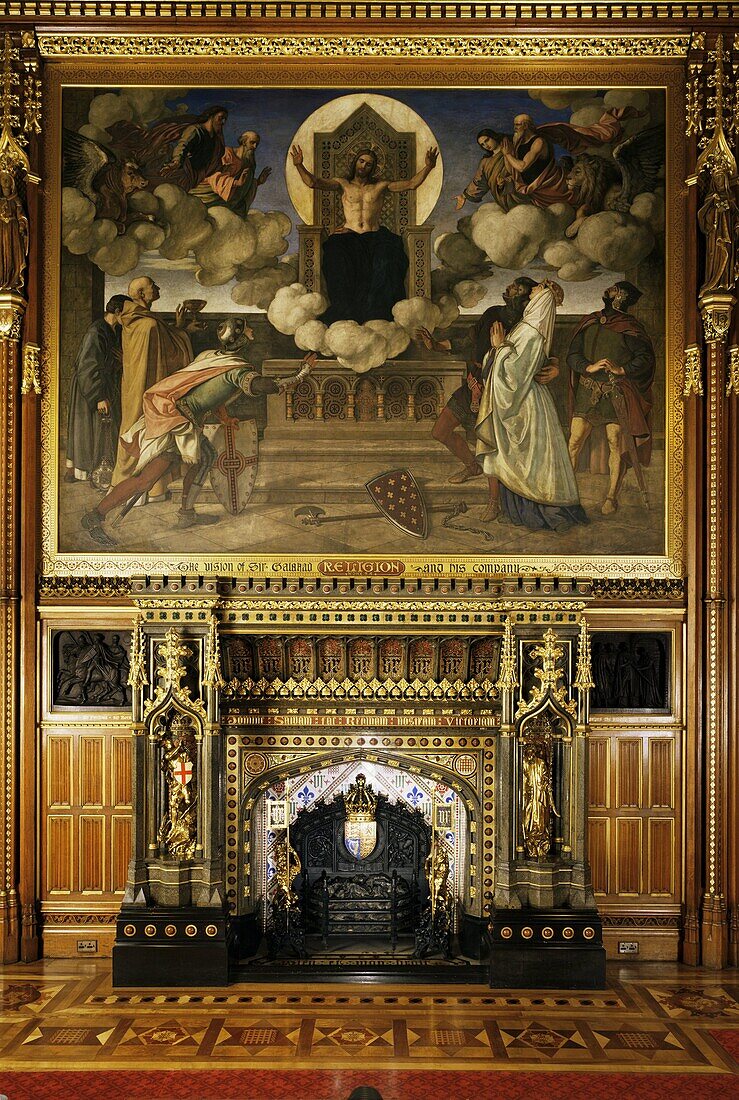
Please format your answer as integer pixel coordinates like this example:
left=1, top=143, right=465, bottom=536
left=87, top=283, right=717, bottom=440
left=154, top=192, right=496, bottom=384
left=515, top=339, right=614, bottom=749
left=295, top=500, right=467, bottom=533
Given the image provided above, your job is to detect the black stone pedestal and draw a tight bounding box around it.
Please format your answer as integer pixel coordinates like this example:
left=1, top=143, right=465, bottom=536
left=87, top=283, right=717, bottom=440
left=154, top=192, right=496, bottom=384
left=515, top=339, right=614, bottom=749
left=487, top=909, right=606, bottom=989
left=112, top=906, right=231, bottom=987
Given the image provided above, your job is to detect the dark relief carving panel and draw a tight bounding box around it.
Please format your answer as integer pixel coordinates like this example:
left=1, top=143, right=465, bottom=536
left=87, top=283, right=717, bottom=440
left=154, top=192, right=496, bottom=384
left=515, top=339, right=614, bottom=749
left=590, top=632, right=671, bottom=711
left=53, top=629, right=131, bottom=708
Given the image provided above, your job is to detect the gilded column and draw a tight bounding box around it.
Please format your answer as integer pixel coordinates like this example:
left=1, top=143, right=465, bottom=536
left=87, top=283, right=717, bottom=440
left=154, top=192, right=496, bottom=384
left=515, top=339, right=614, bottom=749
left=0, top=29, right=39, bottom=963
left=689, top=32, right=738, bottom=968
left=0, top=300, right=22, bottom=963
left=682, top=30, right=706, bottom=968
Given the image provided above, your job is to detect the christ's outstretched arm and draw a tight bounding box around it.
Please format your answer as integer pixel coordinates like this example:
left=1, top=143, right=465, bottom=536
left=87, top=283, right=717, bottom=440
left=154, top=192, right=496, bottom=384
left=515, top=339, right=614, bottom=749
left=387, top=146, right=439, bottom=192
left=290, top=144, right=342, bottom=191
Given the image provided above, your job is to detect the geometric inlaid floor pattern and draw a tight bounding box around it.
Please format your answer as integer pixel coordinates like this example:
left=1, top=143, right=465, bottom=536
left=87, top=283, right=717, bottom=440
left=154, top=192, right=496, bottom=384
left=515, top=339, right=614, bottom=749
left=0, top=959, right=737, bottom=1082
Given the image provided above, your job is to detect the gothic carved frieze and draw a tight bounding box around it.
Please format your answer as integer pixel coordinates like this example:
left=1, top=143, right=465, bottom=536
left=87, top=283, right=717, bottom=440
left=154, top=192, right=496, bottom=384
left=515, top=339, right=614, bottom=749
left=221, top=633, right=502, bottom=700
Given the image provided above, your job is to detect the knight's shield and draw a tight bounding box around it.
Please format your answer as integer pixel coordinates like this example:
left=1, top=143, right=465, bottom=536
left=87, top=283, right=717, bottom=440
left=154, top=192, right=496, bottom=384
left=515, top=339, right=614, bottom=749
left=344, top=819, right=378, bottom=860
left=205, top=419, right=259, bottom=515
left=365, top=469, right=428, bottom=539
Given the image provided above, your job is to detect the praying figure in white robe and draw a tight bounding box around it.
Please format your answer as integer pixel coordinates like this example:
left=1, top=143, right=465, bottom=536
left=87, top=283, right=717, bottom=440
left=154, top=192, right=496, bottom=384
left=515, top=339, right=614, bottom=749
left=475, top=281, right=588, bottom=532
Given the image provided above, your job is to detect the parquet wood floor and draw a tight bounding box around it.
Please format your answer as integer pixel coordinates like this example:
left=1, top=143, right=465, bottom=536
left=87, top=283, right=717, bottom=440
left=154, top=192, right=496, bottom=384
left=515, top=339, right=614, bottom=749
left=0, top=960, right=737, bottom=1089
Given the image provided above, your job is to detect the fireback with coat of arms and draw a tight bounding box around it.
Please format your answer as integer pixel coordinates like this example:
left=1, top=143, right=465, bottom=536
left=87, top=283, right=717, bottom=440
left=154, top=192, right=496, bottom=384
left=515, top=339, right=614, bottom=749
left=343, top=773, right=378, bottom=860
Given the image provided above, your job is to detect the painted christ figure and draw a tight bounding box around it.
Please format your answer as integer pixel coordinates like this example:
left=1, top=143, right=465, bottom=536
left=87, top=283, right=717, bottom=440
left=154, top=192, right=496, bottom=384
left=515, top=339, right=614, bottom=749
left=290, top=143, right=439, bottom=324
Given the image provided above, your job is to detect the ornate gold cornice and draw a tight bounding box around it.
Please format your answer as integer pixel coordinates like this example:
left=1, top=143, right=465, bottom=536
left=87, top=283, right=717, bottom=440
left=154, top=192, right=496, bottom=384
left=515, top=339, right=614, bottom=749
left=35, top=573, right=687, bottom=603
left=590, top=577, right=686, bottom=599
left=38, top=575, right=132, bottom=599
left=37, top=32, right=691, bottom=60
left=222, top=672, right=499, bottom=703
left=16, top=2, right=738, bottom=20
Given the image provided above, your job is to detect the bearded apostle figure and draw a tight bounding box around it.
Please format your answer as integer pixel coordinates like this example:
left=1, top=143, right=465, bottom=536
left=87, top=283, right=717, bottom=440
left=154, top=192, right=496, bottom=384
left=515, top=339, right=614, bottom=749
left=191, top=130, right=272, bottom=216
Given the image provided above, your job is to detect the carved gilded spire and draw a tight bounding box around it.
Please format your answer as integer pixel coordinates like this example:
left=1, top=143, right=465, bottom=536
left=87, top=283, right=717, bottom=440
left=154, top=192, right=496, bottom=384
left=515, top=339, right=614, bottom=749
left=495, top=616, right=518, bottom=695
left=517, top=628, right=576, bottom=718
left=203, top=614, right=225, bottom=691
left=157, top=628, right=191, bottom=693
left=0, top=34, right=29, bottom=176
left=574, top=618, right=595, bottom=694
left=689, top=34, right=739, bottom=346
left=127, top=615, right=148, bottom=691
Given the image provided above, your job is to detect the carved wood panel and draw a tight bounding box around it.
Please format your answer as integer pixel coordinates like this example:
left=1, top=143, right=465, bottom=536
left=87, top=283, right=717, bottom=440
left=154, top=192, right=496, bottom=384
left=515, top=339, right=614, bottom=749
left=587, top=730, right=680, bottom=908
left=41, top=729, right=132, bottom=901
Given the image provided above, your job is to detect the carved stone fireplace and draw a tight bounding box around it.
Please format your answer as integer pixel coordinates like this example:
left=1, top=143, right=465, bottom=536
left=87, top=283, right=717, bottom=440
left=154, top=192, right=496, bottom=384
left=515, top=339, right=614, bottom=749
left=112, top=577, right=603, bottom=987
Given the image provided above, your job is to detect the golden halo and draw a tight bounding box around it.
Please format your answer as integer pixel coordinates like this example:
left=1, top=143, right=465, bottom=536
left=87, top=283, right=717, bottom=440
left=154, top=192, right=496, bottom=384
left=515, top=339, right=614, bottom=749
left=287, top=92, right=443, bottom=225
left=342, top=144, right=386, bottom=178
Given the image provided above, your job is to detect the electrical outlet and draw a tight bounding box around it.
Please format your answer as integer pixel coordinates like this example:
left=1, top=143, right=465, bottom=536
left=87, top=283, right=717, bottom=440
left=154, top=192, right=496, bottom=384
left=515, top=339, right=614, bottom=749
left=77, top=939, right=97, bottom=954
left=618, top=940, right=639, bottom=954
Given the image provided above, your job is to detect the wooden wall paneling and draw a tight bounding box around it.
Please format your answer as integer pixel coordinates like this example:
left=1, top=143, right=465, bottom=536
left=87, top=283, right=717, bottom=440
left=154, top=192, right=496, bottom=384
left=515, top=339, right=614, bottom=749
left=79, top=815, right=104, bottom=894
left=616, top=738, right=642, bottom=809
left=40, top=718, right=133, bottom=955
left=38, top=611, right=135, bottom=956
left=79, top=736, right=104, bottom=807
left=46, top=735, right=72, bottom=808
left=588, top=818, right=610, bottom=896
left=111, top=816, right=131, bottom=894
left=648, top=818, right=675, bottom=896
left=648, top=738, right=675, bottom=809
left=111, top=734, right=132, bottom=807
left=46, top=816, right=73, bottom=894
left=588, top=737, right=610, bottom=810
left=616, top=817, right=643, bottom=896
left=585, top=614, right=684, bottom=959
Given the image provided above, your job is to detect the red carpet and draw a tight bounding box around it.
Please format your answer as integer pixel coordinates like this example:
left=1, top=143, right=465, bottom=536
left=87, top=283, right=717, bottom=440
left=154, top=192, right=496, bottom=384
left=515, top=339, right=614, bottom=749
left=0, top=1070, right=737, bottom=1100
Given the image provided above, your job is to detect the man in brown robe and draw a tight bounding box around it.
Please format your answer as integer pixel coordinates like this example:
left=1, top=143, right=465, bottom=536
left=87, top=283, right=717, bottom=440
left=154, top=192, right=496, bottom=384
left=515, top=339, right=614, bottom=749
left=111, top=275, right=195, bottom=500
left=501, top=107, right=638, bottom=213
left=191, top=130, right=272, bottom=216
left=454, top=129, right=516, bottom=212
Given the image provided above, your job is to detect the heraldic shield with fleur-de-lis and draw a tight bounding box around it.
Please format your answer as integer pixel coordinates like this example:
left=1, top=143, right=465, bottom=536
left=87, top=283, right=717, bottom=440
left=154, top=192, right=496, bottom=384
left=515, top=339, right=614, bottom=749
left=365, top=469, right=428, bottom=538
left=343, top=773, right=379, bottom=860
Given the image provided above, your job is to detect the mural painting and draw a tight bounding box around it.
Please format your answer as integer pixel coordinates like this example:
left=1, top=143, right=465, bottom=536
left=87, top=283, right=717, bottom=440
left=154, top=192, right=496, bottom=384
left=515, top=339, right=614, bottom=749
left=53, top=84, right=668, bottom=569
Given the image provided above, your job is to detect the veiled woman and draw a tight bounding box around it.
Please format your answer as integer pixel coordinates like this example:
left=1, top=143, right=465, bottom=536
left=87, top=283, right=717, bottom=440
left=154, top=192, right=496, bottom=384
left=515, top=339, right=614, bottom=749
left=475, top=280, right=588, bottom=532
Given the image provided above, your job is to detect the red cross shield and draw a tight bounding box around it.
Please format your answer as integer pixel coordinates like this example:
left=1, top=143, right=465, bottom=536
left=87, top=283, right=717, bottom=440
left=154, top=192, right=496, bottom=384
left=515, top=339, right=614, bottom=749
left=206, top=419, right=259, bottom=516
left=173, top=758, right=193, bottom=786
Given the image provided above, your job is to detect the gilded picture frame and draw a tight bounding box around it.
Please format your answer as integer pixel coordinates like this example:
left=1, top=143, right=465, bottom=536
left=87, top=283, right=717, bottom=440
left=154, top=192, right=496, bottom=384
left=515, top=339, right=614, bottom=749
left=38, top=33, right=687, bottom=581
